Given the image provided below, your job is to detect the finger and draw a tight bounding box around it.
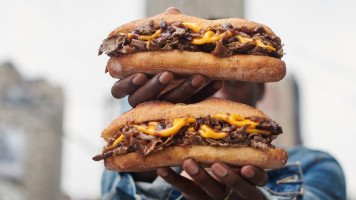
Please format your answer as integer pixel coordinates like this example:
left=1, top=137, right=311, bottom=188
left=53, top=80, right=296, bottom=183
left=182, top=159, right=227, bottom=200
left=111, top=73, right=147, bottom=99
left=211, top=163, right=265, bottom=200
left=160, top=75, right=207, bottom=103
left=185, top=80, right=223, bottom=104
left=157, top=167, right=212, bottom=200
left=241, top=165, right=268, bottom=187
left=128, top=71, right=174, bottom=107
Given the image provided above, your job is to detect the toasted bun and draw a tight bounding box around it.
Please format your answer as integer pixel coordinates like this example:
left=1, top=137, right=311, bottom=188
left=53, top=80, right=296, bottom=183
left=106, top=50, right=286, bottom=82
left=101, top=98, right=288, bottom=171
left=105, top=7, right=286, bottom=82
left=105, top=146, right=288, bottom=171
left=109, top=7, right=275, bottom=37
left=102, top=98, right=269, bottom=142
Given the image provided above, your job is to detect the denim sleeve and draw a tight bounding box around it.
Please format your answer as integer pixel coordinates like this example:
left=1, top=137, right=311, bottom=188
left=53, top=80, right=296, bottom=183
left=100, top=146, right=346, bottom=200
left=260, top=146, right=346, bottom=200
left=289, top=147, right=346, bottom=200
left=101, top=170, right=142, bottom=200
left=100, top=169, right=184, bottom=200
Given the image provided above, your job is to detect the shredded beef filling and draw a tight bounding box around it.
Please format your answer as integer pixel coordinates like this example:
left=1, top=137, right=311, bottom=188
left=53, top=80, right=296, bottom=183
left=98, top=20, right=283, bottom=58
left=93, top=116, right=282, bottom=161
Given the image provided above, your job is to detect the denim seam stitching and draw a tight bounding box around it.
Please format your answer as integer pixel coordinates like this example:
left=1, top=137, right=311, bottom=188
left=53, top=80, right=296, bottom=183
left=263, top=162, right=304, bottom=196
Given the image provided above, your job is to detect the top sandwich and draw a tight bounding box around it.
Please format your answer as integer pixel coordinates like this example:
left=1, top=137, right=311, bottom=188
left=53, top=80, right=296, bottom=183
left=99, top=7, right=286, bottom=82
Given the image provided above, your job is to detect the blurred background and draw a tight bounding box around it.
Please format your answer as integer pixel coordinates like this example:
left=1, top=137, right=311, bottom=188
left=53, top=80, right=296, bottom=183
left=0, top=0, right=355, bottom=199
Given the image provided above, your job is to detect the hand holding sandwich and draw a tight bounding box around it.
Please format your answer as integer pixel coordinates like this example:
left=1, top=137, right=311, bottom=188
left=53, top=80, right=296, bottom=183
left=111, top=71, right=223, bottom=107
left=157, top=159, right=267, bottom=200
left=95, top=7, right=288, bottom=200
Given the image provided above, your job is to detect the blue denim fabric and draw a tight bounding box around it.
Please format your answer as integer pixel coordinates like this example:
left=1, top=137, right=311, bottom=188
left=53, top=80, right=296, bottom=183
left=262, top=162, right=304, bottom=199
left=101, top=146, right=346, bottom=200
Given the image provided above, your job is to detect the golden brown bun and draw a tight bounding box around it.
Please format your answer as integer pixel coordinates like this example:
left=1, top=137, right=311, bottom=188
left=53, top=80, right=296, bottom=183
left=106, top=50, right=286, bottom=82
left=105, top=146, right=288, bottom=171
left=105, top=7, right=286, bottom=82
left=101, top=98, right=288, bottom=171
left=109, top=7, right=275, bottom=37
left=102, top=98, right=269, bottom=142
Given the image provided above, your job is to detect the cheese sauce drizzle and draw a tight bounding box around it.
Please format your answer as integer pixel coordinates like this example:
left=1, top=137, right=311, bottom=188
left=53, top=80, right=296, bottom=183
left=134, top=114, right=271, bottom=139
left=104, top=114, right=272, bottom=153
left=117, top=22, right=276, bottom=51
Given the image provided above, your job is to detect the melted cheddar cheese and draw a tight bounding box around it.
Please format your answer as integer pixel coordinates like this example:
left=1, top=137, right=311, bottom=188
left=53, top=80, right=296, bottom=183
left=237, top=35, right=253, bottom=43
left=134, top=118, right=196, bottom=137
left=236, top=36, right=276, bottom=51
left=254, top=40, right=276, bottom=51
left=198, top=125, right=228, bottom=139
left=127, top=33, right=133, bottom=39
left=103, top=134, right=124, bottom=152
left=105, top=114, right=272, bottom=153
left=138, top=29, right=162, bottom=41
left=133, top=114, right=270, bottom=138
left=116, top=22, right=276, bottom=51
left=214, top=114, right=271, bottom=135
left=191, top=31, right=233, bottom=45
left=182, top=22, right=206, bottom=33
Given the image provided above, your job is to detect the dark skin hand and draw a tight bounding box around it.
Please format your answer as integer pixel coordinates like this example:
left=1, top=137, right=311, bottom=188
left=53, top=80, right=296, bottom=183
left=157, top=160, right=267, bottom=200
left=111, top=71, right=223, bottom=107
left=111, top=71, right=267, bottom=199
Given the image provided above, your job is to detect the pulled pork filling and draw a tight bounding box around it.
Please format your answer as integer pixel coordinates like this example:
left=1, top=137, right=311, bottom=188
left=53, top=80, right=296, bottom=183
left=93, top=116, right=282, bottom=161
left=98, top=20, right=283, bottom=58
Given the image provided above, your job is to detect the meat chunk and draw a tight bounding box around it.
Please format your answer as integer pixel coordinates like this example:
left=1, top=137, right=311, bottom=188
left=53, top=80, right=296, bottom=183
left=212, top=39, right=232, bottom=57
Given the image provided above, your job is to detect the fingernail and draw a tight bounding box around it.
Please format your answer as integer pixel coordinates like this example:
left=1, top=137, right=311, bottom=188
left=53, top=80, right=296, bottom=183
left=191, top=76, right=206, bottom=87
left=157, top=168, right=168, bottom=177
left=213, top=81, right=223, bottom=89
left=185, top=160, right=199, bottom=175
left=243, top=167, right=255, bottom=178
left=213, top=163, right=228, bottom=177
left=132, top=74, right=147, bottom=85
left=159, top=72, right=174, bottom=84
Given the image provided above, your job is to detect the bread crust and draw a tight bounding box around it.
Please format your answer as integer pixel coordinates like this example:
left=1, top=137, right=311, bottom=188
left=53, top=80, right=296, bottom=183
left=105, top=145, right=288, bottom=171
left=109, top=7, right=275, bottom=37
left=106, top=50, right=286, bottom=82
left=104, top=7, right=285, bottom=82
left=102, top=98, right=270, bottom=142
left=101, top=99, right=288, bottom=171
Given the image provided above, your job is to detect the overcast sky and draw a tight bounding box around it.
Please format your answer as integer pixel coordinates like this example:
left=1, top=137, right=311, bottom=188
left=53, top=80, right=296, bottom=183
left=1, top=0, right=355, bottom=198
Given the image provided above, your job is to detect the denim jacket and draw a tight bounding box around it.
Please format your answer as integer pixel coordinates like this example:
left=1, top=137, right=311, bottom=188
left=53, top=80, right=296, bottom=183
left=101, top=146, right=346, bottom=200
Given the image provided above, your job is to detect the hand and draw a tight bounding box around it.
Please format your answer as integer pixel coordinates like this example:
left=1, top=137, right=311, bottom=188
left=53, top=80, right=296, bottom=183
left=157, top=159, right=267, bottom=200
left=111, top=71, right=223, bottom=107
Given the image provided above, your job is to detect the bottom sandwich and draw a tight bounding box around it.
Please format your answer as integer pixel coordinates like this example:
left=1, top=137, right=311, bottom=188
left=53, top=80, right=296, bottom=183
left=93, top=98, right=288, bottom=171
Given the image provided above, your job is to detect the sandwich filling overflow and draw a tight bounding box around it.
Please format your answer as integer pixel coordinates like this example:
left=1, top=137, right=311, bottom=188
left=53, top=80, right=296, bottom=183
left=93, top=114, right=282, bottom=161
left=99, top=20, right=283, bottom=58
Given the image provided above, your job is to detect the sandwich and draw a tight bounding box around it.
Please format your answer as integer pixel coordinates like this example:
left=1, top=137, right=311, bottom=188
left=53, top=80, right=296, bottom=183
left=98, top=7, right=286, bottom=82
left=93, top=98, right=288, bottom=171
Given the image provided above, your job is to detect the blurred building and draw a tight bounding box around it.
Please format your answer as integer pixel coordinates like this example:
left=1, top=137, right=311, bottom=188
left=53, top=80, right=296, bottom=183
left=0, top=62, right=64, bottom=200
